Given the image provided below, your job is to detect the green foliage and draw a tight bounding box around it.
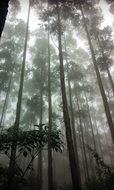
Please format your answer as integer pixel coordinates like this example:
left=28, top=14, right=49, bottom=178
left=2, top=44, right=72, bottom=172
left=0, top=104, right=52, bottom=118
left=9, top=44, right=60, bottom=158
left=0, top=165, right=26, bottom=190
left=0, top=124, right=63, bottom=156
left=0, top=124, right=63, bottom=188
left=86, top=145, right=114, bottom=190
left=97, top=55, right=112, bottom=71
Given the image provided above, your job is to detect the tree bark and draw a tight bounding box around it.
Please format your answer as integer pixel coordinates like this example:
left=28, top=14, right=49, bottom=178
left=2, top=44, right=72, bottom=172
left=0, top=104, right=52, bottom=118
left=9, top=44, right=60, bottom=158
left=0, top=62, right=15, bottom=129
left=38, top=64, right=44, bottom=190
left=85, top=93, right=97, bottom=151
left=97, top=35, right=114, bottom=97
left=79, top=1, right=114, bottom=144
left=78, top=126, right=88, bottom=183
left=75, top=92, right=90, bottom=182
left=94, top=113, right=104, bottom=160
left=64, top=35, right=81, bottom=185
left=8, top=1, right=30, bottom=187
left=47, top=23, right=53, bottom=190
left=57, top=2, right=82, bottom=190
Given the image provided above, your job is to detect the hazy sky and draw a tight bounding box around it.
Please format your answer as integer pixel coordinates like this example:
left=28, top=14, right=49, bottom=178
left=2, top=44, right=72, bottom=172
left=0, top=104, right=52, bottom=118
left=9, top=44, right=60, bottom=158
left=18, top=0, right=114, bottom=31
left=18, top=1, right=38, bottom=30
left=99, top=0, right=114, bottom=27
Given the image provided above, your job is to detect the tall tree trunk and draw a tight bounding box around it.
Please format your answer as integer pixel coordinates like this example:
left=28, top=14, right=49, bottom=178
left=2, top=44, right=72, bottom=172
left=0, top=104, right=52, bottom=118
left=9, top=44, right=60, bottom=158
left=38, top=116, right=43, bottom=190
left=78, top=126, right=88, bottom=183
left=0, top=62, right=15, bottom=129
left=56, top=3, right=82, bottom=190
left=0, top=0, right=9, bottom=39
left=38, top=66, right=44, bottom=190
left=102, top=123, right=113, bottom=164
left=83, top=121, right=96, bottom=178
left=79, top=1, right=114, bottom=144
left=47, top=24, right=53, bottom=190
left=84, top=93, right=97, bottom=151
left=66, top=64, right=82, bottom=185
left=94, top=114, right=104, bottom=160
left=64, top=35, right=81, bottom=184
left=75, top=92, right=90, bottom=182
left=8, top=1, right=30, bottom=187
left=97, top=35, right=114, bottom=96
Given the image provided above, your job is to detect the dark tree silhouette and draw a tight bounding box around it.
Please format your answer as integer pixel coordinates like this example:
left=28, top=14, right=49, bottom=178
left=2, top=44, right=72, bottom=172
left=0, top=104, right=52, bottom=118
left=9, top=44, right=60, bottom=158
left=0, top=0, right=9, bottom=38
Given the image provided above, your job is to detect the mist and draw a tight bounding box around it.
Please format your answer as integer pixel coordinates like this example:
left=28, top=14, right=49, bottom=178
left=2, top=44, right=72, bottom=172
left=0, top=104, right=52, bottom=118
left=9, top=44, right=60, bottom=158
left=0, top=0, right=114, bottom=190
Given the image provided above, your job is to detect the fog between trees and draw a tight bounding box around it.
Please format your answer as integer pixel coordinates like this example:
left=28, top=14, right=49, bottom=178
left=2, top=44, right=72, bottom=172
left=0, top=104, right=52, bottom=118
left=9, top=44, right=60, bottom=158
left=0, top=0, right=114, bottom=190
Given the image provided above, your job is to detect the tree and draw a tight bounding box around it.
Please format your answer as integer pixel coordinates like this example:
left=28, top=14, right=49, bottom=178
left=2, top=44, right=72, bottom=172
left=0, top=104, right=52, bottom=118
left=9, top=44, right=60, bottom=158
left=0, top=47, right=13, bottom=93
left=47, top=23, right=54, bottom=190
left=0, top=19, right=26, bottom=128
left=78, top=1, right=114, bottom=144
left=8, top=1, right=30, bottom=185
left=56, top=2, right=82, bottom=190
left=0, top=125, right=63, bottom=189
left=0, top=0, right=20, bottom=39
left=64, top=36, right=82, bottom=184
left=89, top=14, right=114, bottom=97
left=0, top=0, right=10, bottom=38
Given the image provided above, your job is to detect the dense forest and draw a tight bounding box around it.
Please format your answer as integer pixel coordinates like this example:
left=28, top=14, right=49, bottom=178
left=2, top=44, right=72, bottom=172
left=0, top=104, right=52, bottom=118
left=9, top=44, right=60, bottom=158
left=0, top=0, right=114, bottom=190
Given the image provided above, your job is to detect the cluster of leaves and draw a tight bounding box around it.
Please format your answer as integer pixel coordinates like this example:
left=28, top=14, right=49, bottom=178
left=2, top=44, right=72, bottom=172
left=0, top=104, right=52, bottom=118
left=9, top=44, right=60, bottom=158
left=86, top=145, right=114, bottom=190
left=0, top=165, right=26, bottom=190
left=0, top=125, right=63, bottom=189
left=87, top=145, right=111, bottom=178
left=0, top=124, right=63, bottom=157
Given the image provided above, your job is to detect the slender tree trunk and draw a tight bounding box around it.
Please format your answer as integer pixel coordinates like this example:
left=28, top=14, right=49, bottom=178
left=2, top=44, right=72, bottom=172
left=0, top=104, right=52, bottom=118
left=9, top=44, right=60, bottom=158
left=79, top=2, right=114, bottom=144
left=106, top=90, right=114, bottom=116
left=102, top=123, right=113, bottom=164
left=0, top=0, right=9, bottom=39
left=97, top=35, right=114, bottom=96
left=56, top=2, right=82, bottom=190
left=83, top=121, right=96, bottom=178
left=64, top=35, right=81, bottom=184
left=0, top=62, right=15, bottom=129
left=38, top=120, right=43, bottom=190
left=75, top=92, right=90, bottom=182
left=67, top=65, right=82, bottom=185
left=38, top=66, right=44, bottom=190
left=85, top=93, right=97, bottom=151
left=67, top=64, right=82, bottom=186
left=14, top=1, right=30, bottom=130
left=8, top=1, right=30, bottom=187
left=94, top=114, right=104, bottom=160
left=38, top=136, right=43, bottom=190
left=78, top=127, right=88, bottom=183
left=47, top=23, right=53, bottom=190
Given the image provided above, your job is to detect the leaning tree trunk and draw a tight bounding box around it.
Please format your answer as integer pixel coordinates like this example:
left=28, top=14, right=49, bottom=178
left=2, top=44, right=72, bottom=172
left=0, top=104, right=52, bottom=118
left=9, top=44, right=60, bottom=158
left=8, top=1, right=30, bottom=187
left=56, top=2, right=82, bottom=190
left=47, top=23, right=53, bottom=190
left=0, top=0, right=9, bottom=38
left=79, top=1, right=114, bottom=144
left=97, top=35, right=114, bottom=97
